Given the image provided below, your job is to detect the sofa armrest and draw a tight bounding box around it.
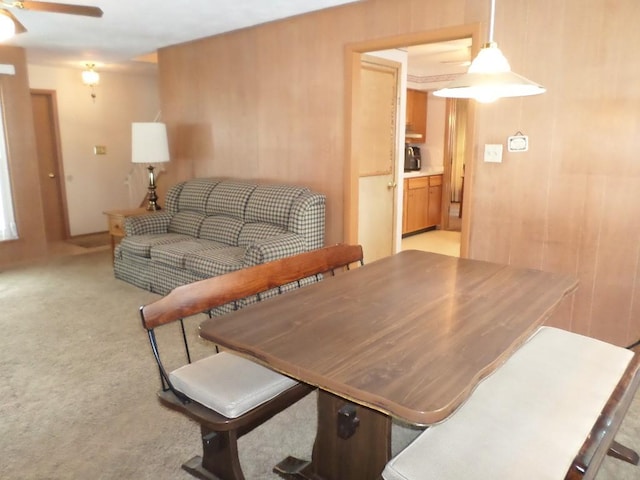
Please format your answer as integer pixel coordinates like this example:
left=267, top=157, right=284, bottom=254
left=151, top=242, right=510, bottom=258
left=124, top=211, right=172, bottom=236
left=243, top=233, right=308, bottom=266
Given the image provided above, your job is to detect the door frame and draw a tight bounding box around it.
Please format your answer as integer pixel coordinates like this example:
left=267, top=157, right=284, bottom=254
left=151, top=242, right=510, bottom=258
left=30, top=89, right=70, bottom=241
left=344, top=23, right=481, bottom=258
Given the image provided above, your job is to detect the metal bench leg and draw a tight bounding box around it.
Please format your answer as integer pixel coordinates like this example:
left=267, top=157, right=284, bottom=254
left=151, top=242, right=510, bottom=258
left=607, top=440, right=640, bottom=465
left=182, top=425, right=245, bottom=480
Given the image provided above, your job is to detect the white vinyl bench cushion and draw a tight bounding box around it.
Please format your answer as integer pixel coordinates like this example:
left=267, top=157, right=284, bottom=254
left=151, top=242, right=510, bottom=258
left=169, top=351, right=298, bottom=419
left=382, top=326, right=634, bottom=480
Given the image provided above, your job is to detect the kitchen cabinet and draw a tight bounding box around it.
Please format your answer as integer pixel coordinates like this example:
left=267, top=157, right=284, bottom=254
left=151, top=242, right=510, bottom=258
left=402, top=174, right=443, bottom=235
left=405, top=89, right=427, bottom=141
left=428, top=174, right=442, bottom=227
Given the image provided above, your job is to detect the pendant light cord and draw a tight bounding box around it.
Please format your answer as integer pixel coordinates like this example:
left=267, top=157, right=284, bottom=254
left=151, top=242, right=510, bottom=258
left=488, top=0, right=496, bottom=43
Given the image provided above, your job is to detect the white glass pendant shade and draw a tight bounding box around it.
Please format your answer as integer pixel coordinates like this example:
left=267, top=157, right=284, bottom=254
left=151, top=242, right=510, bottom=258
left=434, top=0, right=545, bottom=102
left=468, top=42, right=511, bottom=73
left=0, top=13, right=15, bottom=42
left=434, top=42, right=545, bottom=103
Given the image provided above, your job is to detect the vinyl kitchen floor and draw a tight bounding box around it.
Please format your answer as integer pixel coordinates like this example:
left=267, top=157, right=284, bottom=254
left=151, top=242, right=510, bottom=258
left=401, top=229, right=461, bottom=257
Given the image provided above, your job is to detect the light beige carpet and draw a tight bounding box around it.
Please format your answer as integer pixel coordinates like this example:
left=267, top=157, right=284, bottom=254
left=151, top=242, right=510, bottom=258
left=0, top=250, right=638, bottom=479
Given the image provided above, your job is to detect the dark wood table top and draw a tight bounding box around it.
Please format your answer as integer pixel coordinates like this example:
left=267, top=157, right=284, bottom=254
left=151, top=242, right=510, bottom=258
left=199, top=250, right=578, bottom=425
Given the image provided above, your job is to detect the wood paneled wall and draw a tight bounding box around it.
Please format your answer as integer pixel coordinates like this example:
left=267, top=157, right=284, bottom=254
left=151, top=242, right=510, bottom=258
left=157, top=0, right=640, bottom=346
left=0, top=47, right=47, bottom=265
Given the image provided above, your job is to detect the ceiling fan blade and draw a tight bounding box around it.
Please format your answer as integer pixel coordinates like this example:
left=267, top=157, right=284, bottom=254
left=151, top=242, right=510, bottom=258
left=17, top=1, right=103, bottom=17
left=2, top=9, right=27, bottom=33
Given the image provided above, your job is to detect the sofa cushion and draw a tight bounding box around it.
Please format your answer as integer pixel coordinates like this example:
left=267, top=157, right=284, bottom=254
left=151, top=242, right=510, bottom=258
left=149, top=262, right=206, bottom=296
left=206, top=181, right=257, bottom=219
left=238, top=223, right=288, bottom=247
left=176, top=178, right=220, bottom=213
left=200, top=215, right=244, bottom=246
left=119, top=233, right=192, bottom=258
left=245, top=184, right=308, bottom=226
left=168, top=211, right=206, bottom=237
left=150, top=239, right=228, bottom=269
left=164, top=181, right=185, bottom=214
left=184, top=246, right=246, bottom=277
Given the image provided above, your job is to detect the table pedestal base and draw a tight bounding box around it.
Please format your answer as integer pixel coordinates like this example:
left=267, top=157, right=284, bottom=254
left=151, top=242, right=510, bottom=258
left=274, top=390, right=392, bottom=480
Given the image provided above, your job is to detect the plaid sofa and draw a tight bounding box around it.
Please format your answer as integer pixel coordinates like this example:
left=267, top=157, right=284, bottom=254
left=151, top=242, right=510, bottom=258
left=113, top=178, right=325, bottom=296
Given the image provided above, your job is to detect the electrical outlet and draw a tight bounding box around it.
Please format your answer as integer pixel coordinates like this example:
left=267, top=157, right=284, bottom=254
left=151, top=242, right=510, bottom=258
left=484, top=144, right=503, bottom=163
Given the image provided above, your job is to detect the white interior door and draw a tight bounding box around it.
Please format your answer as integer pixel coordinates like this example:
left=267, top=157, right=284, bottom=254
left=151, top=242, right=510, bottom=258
left=356, top=55, right=399, bottom=263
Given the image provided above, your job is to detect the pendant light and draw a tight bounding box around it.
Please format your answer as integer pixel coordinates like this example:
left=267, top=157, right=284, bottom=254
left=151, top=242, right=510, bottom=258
left=434, top=0, right=545, bottom=103
left=81, top=63, right=100, bottom=101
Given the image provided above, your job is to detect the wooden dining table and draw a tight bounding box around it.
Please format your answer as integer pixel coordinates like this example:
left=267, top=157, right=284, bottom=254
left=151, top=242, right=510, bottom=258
left=199, top=250, right=579, bottom=480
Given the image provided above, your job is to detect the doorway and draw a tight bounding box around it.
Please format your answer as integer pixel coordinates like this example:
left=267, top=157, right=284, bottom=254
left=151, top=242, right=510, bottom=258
left=30, top=90, right=69, bottom=242
left=345, top=24, right=480, bottom=259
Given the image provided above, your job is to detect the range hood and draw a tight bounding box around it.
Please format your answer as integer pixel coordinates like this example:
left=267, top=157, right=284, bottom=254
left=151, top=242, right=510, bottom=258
left=405, top=132, right=423, bottom=140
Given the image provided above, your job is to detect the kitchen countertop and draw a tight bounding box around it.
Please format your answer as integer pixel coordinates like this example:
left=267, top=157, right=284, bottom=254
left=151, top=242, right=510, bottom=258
left=403, top=167, right=444, bottom=178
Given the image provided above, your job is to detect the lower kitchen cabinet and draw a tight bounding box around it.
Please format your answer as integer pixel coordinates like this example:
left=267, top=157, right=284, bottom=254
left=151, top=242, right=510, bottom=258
left=402, top=174, right=443, bottom=236
left=428, top=174, right=442, bottom=227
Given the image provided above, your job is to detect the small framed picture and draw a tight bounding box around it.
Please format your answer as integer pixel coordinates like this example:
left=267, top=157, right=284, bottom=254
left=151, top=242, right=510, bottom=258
left=507, top=135, right=528, bottom=152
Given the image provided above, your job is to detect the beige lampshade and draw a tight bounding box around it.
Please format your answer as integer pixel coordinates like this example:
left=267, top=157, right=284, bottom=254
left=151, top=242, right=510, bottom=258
left=131, top=122, right=170, bottom=164
left=0, top=13, right=15, bottom=42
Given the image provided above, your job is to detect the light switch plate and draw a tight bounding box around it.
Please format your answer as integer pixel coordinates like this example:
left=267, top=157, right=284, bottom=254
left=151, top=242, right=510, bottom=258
left=484, top=144, right=503, bottom=163
left=94, top=145, right=107, bottom=155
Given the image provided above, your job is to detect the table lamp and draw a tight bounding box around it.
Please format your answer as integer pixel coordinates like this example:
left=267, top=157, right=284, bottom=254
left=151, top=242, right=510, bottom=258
left=131, top=122, right=170, bottom=210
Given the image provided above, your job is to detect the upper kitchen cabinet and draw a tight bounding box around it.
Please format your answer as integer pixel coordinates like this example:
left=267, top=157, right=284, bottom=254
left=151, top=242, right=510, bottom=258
left=405, top=89, right=427, bottom=142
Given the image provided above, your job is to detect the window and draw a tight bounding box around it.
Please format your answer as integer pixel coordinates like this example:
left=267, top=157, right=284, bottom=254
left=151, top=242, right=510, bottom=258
left=0, top=99, right=17, bottom=241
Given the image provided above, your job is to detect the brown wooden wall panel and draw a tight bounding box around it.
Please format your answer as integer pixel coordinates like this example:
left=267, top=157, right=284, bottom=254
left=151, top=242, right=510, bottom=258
left=0, top=46, right=47, bottom=266
left=158, top=0, right=640, bottom=346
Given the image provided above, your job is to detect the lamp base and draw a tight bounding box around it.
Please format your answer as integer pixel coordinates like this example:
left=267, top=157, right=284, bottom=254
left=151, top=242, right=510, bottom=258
left=145, top=165, right=161, bottom=211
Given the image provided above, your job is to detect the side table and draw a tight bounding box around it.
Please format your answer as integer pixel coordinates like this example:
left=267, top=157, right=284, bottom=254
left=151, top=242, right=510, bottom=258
left=103, top=207, right=148, bottom=261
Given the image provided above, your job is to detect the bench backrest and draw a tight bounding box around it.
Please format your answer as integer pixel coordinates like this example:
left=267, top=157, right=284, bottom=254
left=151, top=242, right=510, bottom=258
left=140, top=243, right=364, bottom=330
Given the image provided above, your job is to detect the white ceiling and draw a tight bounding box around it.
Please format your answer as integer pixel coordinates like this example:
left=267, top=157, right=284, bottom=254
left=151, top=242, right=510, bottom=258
left=0, top=0, right=471, bottom=85
left=1, top=0, right=362, bottom=72
left=407, top=38, right=471, bottom=78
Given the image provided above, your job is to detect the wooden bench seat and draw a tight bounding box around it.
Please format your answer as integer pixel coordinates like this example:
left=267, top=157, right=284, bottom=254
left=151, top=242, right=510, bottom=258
left=382, top=327, right=640, bottom=480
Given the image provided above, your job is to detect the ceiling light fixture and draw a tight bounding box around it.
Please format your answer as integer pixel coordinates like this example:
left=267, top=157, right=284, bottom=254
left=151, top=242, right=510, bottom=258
left=433, top=0, right=545, bottom=103
left=81, top=63, right=99, bottom=101
left=0, top=11, right=16, bottom=41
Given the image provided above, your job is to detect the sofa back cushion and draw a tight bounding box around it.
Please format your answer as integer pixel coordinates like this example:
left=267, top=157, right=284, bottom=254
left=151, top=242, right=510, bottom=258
left=206, top=181, right=257, bottom=219
left=176, top=178, right=221, bottom=214
left=200, top=216, right=244, bottom=246
left=164, top=182, right=186, bottom=214
left=245, top=184, right=309, bottom=228
left=168, top=211, right=205, bottom=237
